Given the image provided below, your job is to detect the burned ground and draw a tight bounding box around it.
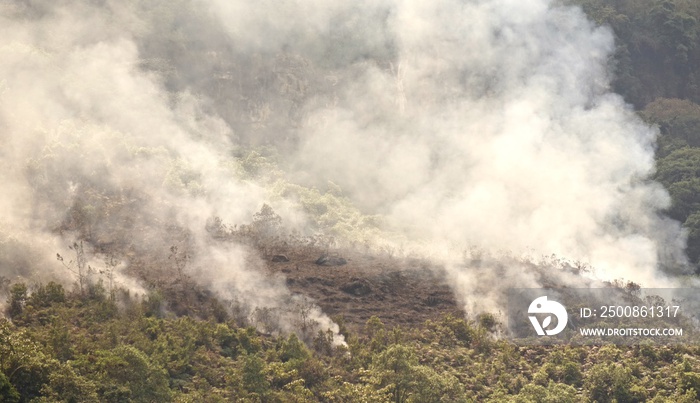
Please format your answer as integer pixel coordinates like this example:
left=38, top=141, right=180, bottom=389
left=262, top=247, right=462, bottom=331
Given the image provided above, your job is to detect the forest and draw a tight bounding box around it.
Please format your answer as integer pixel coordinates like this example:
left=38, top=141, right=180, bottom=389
left=572, top=0, right=700, bottom=268
left=2, top=0, right=700, bottom=401
left=2, top=283, right=700, bottom=402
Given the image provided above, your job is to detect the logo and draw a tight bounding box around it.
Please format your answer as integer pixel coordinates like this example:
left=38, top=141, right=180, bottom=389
left=528, top=296, right=568, bottom=336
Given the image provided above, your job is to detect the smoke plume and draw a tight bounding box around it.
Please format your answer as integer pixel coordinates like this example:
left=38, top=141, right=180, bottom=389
left=0, top=0, right=691, bottom=324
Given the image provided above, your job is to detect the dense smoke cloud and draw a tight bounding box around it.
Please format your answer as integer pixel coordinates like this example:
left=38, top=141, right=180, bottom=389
left=0, top=0, right=691, bottom=323
left=205, top=0, right=692, bottom=300
left=0, top=0, right=340, bottom=337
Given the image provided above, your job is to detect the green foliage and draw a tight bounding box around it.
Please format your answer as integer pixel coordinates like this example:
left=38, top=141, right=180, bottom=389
left=321, top=376, right=391, bottom=402
left=477, top=313, right=498, bottom=331
left=2, top=284, right=700, bottom=401
left=29, top=282, right=66, bottom=309
left=4, top=1, right=700, bottom=401
left=365, top=343, right=468, bottom=403
left=585, top=362, right=647, bottom=403
left=0, top=371, right=20, bottom=403
left=570, top=0, right=700, bottom=107
left=143, top=290, right=165, bottom=318
left=87, top=345, right=171, bottom=402
left=280, top=334, right=310, bottom=362
left=568, top=0, right=700, bottom=269
left=684, top=211, right=700, bottom=265
left=49, top=317, right=74, bottom=362
left=0, top=319, right=56, bottom=401
left=409, top=365, right=467, bottom=403
left=241, top=353, right=271, bottom=399
left=214, top=323, right=239, bottom=357
left=655, top=147, right=700, bottom=184
left=369, top=344, right=419, bottom=403
left=516, top=381, right=578, bottom=403
left=7, top=283, right=27, bottom=320
left=37, top=364, right=99, bottom=403
left=532, top=359, right=583, bottom=388
left=643, top=98, right=700, bottom=153
left=654, top=147, right=700, bottom=265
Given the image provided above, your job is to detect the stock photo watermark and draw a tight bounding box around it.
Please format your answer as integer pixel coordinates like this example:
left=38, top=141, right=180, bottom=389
left=507, top=288, right=699, bottom=345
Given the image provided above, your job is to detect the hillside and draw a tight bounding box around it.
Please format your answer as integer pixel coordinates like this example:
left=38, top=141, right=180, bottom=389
left=3, top=274, right=700, bottom=402
left=2, top=0, right=700, bottom=401
left=265, top=249, right=460, bottom=331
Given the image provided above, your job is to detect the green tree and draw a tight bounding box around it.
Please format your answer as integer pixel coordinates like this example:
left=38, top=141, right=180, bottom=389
left=685, top=212, right=700, bottom=265
left=7, top=283, right=27, bottom=319
left=643, top=98, right=700, bottom=149
left=655, top=147, right=700, bottom=184
left=654, top=148, right=700, bottom=265
left=36, top=364, right=99, bottom=403
left=241, top=353, right=271, bottom=399
left=29, top=282, right=66, bottom=308
left=279, top=333, right=310, bottom=363
left=0, top=371, right=20, bottom=403
left=410, top=365, right=467, bottom=403
left=510, top=381, right=578, bottom=403
left=0, top=319, right=56, bottom=400
left=369, top=344, right=418, bottom=403
left=89, top=345, right=171, bottom=403
left=585, top=362, right=647, bottom=403
left=49, top=317, right=74, bottom=362
left=569, top=0, right=700, bottom=106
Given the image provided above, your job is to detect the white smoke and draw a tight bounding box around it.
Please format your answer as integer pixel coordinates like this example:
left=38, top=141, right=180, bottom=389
left=208, top=0, right=690, bottom=309
left=0, top=0, right=342, bottom=341
left=0, top=0, right=691, bottom=327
